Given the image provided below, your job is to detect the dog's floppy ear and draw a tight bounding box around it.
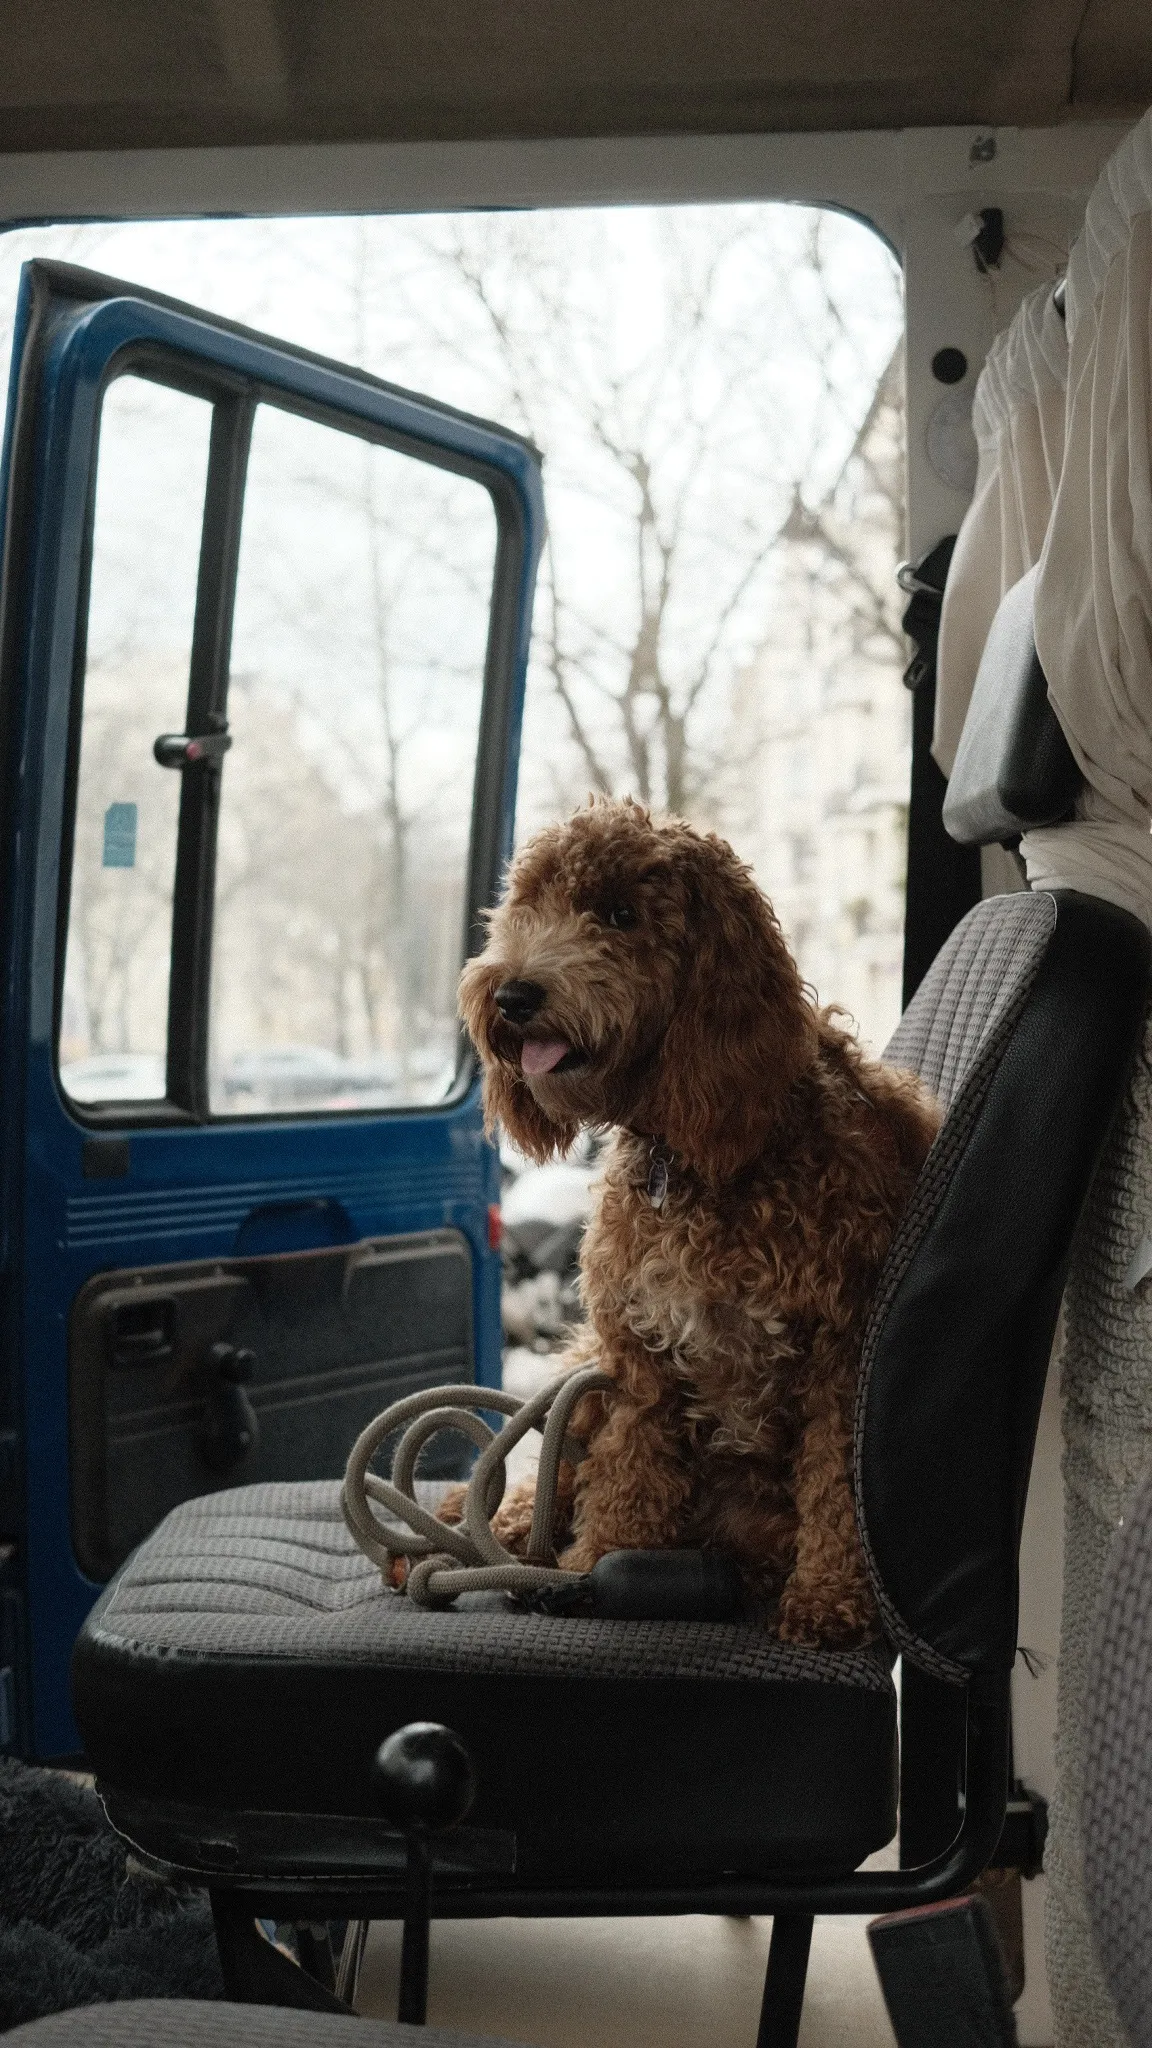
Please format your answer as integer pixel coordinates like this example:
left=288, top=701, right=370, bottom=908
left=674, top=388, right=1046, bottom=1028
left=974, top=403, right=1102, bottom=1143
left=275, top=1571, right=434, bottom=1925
left=644, top=837, right=817, bottom=1183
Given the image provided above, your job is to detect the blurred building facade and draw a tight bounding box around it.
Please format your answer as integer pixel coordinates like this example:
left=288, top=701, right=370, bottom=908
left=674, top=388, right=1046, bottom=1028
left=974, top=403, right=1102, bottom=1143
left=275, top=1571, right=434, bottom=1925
left=727, top=351, right=908, bottom=1054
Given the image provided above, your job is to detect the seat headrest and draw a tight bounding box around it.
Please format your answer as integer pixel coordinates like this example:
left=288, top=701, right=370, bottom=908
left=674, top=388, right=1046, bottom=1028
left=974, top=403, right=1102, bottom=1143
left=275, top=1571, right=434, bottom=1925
left=942, top=564, right=1082, bottom=847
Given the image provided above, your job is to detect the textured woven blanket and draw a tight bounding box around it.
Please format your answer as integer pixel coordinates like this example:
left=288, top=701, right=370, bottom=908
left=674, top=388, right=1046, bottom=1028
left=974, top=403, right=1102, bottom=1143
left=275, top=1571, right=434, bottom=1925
left=1046, top=1006, right=1152, bottom=2047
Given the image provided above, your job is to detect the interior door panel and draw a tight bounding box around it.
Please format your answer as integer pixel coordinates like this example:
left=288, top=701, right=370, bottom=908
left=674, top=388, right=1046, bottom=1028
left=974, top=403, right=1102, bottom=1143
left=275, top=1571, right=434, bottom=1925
left=69, top=1228, right=473, bottom=1581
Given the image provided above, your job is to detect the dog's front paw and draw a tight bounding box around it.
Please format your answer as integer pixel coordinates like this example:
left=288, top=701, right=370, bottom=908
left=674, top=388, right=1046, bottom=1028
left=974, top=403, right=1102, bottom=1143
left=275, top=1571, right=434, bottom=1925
left=777, top=1583, right=877, bottom=1648
left=775, top=1601, right=824, bottom=1647
left=489, top=1480, right=540, bottom=1556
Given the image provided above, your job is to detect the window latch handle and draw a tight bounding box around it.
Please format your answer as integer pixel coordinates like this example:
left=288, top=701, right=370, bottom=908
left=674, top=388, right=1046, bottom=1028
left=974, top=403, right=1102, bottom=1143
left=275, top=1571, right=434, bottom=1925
left=153, top=729, right=232, bottom=769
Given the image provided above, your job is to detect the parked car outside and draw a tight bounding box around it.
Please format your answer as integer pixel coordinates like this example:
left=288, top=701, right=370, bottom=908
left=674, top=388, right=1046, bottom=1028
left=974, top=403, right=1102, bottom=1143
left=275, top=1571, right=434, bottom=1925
left=59, top=1051, right=167, bottom=1103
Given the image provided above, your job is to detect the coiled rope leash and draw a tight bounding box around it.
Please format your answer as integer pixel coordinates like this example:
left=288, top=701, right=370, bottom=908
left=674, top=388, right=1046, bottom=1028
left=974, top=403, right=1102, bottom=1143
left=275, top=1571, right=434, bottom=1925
left=341, top=1364, right=612, bottom=1607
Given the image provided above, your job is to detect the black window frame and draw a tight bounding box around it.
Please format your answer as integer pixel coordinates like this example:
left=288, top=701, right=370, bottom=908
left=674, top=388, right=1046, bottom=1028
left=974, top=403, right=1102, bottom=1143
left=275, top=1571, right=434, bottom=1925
left=54, top=336, right=529, bottom=1130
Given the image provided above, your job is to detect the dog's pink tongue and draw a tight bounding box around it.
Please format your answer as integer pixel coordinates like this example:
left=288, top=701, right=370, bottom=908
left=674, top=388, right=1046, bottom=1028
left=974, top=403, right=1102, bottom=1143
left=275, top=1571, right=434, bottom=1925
left=521, top=1038, right=570, bottom=1076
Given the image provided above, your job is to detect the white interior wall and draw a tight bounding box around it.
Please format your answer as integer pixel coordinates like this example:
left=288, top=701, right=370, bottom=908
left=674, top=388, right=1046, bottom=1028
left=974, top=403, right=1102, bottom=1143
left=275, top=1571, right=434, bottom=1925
left=0, top=118, right=1123, bottom=237
left=0, top=114, right=1129, bottom=2045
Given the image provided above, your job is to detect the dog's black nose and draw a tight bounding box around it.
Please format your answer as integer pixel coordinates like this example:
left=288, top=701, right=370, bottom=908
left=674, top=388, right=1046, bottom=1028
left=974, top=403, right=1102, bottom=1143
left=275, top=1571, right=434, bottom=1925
left=494, top=979, right=546, bottom=1024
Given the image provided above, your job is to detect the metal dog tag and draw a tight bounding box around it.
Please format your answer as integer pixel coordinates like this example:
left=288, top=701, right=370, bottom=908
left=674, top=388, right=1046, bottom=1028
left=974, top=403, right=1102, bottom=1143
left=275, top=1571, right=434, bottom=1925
left=647, top=1145, right=671, bottom=1209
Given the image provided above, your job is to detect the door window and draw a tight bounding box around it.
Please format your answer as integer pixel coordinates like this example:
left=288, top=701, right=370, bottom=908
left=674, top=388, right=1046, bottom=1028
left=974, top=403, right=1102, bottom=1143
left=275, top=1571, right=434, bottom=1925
left=55, top=340, right=511, bottom=1123
left=209, top=403, right=497, bottom=1115
left=59, top=374, right=212, bottom=1105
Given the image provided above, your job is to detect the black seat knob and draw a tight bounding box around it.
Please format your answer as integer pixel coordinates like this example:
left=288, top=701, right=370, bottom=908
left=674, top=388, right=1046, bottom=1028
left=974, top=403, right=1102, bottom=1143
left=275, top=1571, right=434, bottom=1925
left=373, top=1721, right=476, bottom=1835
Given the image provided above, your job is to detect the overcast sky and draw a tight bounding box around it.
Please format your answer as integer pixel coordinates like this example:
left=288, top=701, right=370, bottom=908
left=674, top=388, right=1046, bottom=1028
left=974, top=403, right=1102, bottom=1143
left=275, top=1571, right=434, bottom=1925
left=0, top=205, right=904, bottom=831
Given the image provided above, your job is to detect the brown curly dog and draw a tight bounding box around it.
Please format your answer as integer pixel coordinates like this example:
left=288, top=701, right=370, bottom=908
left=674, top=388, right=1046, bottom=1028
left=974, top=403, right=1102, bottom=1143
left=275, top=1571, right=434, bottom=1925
left=457, top=797, right=940, bottom=1644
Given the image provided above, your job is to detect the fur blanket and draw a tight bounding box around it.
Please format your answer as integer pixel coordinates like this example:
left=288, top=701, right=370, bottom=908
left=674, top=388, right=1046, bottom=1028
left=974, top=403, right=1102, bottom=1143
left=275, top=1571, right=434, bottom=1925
left=0, top=1759, right=223, bottom=2030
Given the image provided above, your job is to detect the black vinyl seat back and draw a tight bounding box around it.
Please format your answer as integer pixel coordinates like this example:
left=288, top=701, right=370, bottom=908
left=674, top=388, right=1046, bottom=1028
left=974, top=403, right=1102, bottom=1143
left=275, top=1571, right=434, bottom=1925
left=942, top=564, right=1083, bottom=847
left=859, top=889, right=1149, bottom=1681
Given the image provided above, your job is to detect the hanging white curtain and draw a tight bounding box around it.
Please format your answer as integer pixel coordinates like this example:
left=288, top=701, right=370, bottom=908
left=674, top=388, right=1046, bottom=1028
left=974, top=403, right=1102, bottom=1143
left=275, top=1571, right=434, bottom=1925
left=934, top=281, right=1068, bottom=775
left=1025, top=114, right=1152, bottom=927
left=1027, top=108, right=1152, bottom=2048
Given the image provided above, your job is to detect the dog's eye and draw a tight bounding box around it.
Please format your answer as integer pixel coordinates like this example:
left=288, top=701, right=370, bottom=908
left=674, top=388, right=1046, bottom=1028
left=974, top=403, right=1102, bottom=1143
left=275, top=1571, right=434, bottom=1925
left=605, top=904, right=637, bottom=931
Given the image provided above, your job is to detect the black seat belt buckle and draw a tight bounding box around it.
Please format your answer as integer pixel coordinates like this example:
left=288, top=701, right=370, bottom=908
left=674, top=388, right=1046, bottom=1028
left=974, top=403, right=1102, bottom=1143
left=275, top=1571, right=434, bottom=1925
left=868, top=1893, right=1018, bottom=2046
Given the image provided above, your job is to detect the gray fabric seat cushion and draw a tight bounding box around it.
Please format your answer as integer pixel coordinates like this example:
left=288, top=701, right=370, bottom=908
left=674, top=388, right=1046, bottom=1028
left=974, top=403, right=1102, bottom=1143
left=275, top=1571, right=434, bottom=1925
left=7, top=2002, right=531, bottom=2047
left=73, top=1482, right=897, bottom=1892
left=81, top=1479, right=891, bottom=1688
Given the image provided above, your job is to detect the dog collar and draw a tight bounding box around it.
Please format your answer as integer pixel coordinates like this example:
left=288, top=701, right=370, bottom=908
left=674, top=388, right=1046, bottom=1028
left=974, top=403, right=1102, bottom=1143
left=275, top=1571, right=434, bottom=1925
left=647, top=1140, right=674, bottom=1209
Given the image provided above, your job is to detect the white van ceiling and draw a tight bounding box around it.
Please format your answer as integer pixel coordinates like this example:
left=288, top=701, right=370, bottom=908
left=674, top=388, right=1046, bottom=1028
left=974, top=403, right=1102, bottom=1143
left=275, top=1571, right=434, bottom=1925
left=1, top=0, right=1149, bottom=153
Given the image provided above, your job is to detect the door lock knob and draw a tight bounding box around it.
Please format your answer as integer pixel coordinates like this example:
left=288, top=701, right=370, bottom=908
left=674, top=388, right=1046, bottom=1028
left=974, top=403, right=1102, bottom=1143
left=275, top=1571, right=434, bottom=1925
left=207, top=1340, right=256, bottom=1384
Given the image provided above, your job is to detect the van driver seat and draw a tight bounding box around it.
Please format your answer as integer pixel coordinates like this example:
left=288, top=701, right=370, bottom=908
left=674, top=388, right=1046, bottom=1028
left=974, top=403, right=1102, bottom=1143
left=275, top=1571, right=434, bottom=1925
left=70, top=878, right=1151, bottom=2044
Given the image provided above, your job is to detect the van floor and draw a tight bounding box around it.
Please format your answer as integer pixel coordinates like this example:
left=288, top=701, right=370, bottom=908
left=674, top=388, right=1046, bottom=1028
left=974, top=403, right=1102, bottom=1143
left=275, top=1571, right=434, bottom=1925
left=356, top=1907, right=896, bottom=2046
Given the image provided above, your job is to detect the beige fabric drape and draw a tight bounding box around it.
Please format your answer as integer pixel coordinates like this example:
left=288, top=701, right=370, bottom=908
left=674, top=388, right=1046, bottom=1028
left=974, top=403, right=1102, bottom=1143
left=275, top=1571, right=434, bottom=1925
left=933, top=283, right=1068, bottom=776
left=1026, top=111, right=1152, bottom=927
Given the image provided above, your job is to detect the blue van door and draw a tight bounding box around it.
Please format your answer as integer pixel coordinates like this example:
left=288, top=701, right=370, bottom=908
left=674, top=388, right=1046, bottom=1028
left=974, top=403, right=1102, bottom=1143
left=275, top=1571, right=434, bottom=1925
left=0, top=261, right=543, bottom=1758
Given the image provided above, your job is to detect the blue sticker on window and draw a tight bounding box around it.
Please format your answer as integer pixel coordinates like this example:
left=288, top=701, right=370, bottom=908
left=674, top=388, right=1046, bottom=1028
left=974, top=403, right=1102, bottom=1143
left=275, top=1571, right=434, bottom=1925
left=102, top=802, right=137, bottom=869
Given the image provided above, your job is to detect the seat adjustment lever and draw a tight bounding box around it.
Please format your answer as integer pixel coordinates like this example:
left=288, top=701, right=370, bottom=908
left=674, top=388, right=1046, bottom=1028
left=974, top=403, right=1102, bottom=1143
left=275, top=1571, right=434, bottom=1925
left=374, top=1721, right=477, bottom=2025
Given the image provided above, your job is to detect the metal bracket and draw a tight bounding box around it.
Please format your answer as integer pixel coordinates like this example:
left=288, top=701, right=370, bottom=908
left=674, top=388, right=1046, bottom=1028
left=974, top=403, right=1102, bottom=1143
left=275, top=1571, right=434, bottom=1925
left=995, top=1783, right=1048, bottom=1879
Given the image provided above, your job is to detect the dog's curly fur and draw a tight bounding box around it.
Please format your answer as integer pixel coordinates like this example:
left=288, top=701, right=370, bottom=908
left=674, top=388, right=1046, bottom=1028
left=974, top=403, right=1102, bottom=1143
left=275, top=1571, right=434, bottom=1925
left=457, top=798, right=940, bottom=1644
